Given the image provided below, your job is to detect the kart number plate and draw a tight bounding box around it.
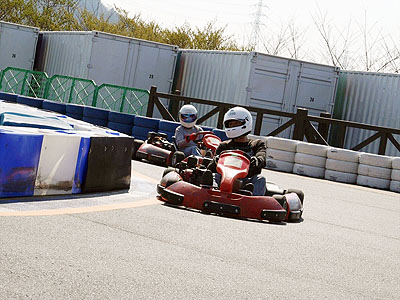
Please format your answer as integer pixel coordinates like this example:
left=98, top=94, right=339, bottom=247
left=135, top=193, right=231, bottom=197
left=203, top=201, right=240, bottom=215
left=223, top=156, right=242, bottom=168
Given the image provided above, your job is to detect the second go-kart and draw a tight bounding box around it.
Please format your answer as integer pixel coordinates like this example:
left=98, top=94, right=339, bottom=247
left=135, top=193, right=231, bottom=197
left=133, top=131, right=176, bottom=166
left=171, top=131, right=221, bottom=167
left=157, top=150, right=304, bottom=222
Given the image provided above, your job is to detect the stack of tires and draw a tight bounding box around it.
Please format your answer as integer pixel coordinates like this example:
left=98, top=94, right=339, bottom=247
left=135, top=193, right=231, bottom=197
left=357, top=153, right=393, bottom=190
left=390, top=157, right=400, bottom=193
left=324, top=148, right=360, bottom=184
left=293, top=142, right=330, bottom=179
left=265, top=137, right=299, bottom=173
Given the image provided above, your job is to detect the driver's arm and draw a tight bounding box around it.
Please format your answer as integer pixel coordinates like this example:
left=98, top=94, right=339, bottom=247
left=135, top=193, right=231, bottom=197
left=254, top=140, right=266, bottom=168
left=249, top=139, right=266, bottom=174
left=175, top=127, right=189, bottom=149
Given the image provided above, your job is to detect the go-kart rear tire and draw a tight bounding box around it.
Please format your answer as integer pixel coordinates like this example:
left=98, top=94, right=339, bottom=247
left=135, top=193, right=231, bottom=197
left=171, top=151, right=185, bottom=167
left=132, top=139, right=144, bottom=160
left=286, top=188, right=304, bottom=205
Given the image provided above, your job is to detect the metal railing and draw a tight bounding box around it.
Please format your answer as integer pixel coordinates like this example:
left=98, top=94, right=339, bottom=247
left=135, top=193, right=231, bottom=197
left=146, top=86, right=400, bottom=155
left=44, top=75, right=96, bottom=106
left=0, top=67, right=48, bottom=98
left=95, top=84, right=149, bottom=115
left=0, top=67, right=150, bottom=115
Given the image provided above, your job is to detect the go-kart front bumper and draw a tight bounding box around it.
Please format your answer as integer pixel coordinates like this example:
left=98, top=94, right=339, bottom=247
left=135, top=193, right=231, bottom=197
left=157, top=181, right=295, bottom=222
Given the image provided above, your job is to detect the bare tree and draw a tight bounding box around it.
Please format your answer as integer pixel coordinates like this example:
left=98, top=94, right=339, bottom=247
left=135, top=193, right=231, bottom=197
left=285, top=19, right=306, bottom=60
left=312, top=6, right=356, bottom=69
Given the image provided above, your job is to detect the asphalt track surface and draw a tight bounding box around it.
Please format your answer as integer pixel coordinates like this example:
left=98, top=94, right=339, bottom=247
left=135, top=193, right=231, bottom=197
left=0, top=160, right=399, bottom=299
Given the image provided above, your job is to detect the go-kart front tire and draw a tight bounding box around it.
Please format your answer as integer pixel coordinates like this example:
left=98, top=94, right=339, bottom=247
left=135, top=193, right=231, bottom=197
left=286, top=188, right=304, bottom=204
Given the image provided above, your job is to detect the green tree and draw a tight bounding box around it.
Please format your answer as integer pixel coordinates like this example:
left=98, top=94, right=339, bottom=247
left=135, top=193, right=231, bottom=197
left=0, top=0, right=28, bottom=23
left=0, top=0, right=246, bottom=51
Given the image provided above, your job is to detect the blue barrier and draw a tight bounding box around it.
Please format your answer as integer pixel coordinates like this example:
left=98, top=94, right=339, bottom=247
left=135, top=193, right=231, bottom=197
left=83, top=106, right=109, bottom=120
left=82, top=116, right=108, bottom=127
left=107, top=122, right=133, bottom=135
left=0, top=128, right=43, bottom=198
left=108, top=111, right=135, bottom=125
left=159, top=120, right=180, bottom=132
left=72, top=135, right=91, bottom=194
left=134, top=116, right=159, bottom=129
left=17, top=95, right=43, bottom=108
left=66, top=103, right=84, bottom=114
left=0, top=92, right=18, bottom=102
left=42, top=100, right=67, bottom=114
left=132, top=126, right=153, bottom=140
left=212, top=128, right=228, bottom=141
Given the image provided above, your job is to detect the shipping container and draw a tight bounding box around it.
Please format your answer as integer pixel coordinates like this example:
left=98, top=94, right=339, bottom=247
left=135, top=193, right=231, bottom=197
left=35, top=31, right=178, bottom=93
left=0, top=21, right=39, bottom=71
left=174, top=50, right=339, bottom=138
left=334, top=71, right=400, bottom=156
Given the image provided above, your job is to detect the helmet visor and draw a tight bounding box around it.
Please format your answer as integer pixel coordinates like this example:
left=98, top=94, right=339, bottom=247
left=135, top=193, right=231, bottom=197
left=181, top=113, right=197, bottom=123
left=224, top=119, right=245, bottom=128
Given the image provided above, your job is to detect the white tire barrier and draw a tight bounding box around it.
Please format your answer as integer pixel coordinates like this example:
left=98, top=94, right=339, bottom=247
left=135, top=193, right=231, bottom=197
left=357, top=164, right=392, bottom=180
left=295, top=153, right=326, bottom=168
left=357, top=175, right=390, bottom=190
left=266, top=137, right=298, bottom=152
left=248, top=134, right=267, bottom=144
left=391, top=169, right=400, bottom=181
left=263, top=137, right=400, bottom=193
left=296, top=142, right=330, bottom=157
left=266, top=159, right=294, bottom=173
left=359, top=153, right=393, bottom=168
left=325, top=158, right=358, bottom=174
left=392, top=157, right=400, bottom=169
left=390, top=180, right=400, bottom=193
left=293, top=163, right=325, bottom=179
left=327, top=148, right=360, bottom=163
left=266, top=148, right=295, bottom=163
left=324, top=169, right=358, bottom=184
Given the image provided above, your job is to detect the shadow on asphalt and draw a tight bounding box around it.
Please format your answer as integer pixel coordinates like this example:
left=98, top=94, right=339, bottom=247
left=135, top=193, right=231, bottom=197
left=159, top=202, right=303, bottom=226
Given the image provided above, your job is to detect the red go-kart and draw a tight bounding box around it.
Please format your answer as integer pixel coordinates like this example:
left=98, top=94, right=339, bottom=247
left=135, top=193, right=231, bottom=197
left=157, top=150, right=304, bottom=222
left=133, top=132, right=176, bottom=166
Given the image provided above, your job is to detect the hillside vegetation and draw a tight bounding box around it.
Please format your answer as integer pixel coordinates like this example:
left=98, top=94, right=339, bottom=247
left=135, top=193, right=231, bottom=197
left=0, top=0, right=245, bottom=50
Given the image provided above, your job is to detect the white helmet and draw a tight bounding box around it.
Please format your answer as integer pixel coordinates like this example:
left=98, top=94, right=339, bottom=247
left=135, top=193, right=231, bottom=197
left=223, top=107, right=252, bottom=139
left=179, top=104, right=198, bottom=128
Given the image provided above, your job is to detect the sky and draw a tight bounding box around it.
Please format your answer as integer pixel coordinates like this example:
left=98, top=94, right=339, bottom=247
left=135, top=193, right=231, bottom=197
left=101, top=0, right=400, bottom=71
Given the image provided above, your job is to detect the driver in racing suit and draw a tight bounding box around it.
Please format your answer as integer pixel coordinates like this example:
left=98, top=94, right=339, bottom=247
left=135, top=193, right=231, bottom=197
left=207, top=106, right=266, bottom=196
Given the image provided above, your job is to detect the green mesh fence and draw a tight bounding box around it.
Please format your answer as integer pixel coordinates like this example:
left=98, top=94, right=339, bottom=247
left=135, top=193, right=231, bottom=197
left=0, top=67, right=48, bottom=98
left=0, top=67, right=150, bottom=116
left=95, top=84, right=149, bottom=115
left=44, top=75, right=96, bottom=105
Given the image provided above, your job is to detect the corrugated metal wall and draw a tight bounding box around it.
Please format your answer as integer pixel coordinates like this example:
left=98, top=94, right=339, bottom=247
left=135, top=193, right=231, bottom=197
left=176, top=50, right=338, bottom=136
left=334, top=71, right=400, bottom=156
left=38, top=32, right=93, bottom=78
left=0, top=21, right=39, bottom=71
left=36, top=31, right=178, bottom=94
left=176, top=50, right=253, bottom=127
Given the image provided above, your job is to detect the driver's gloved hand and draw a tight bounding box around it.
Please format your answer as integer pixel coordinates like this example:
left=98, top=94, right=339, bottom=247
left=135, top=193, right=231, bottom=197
left=250, top=156, right=259, bottom=169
